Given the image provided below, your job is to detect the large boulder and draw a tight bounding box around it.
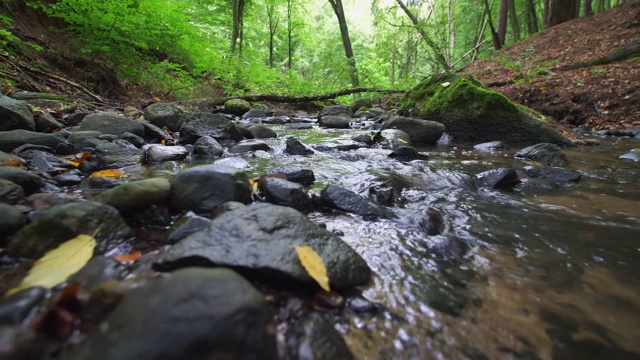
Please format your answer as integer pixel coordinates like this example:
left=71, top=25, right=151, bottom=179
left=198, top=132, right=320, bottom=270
left=514, top=143, right=570, bottom=167
left=258, top=177, right=312, bottom=212
left=0, top=167, right=46, bottom=195
left=380, top=116, right=444, bottom=144
left=319, top=115, right=351, bottom=129
left=0, top=95, right=34, bottom=131
left=0, top=130, right=70, bottom=153
left=170, top=164, right=251, bottom=214
left=179, top=113, right=243, bottom=146
left=193, top=136, right=224, bottom=156
left=399, top=73, right=574, bottom=146
left=155, top=203, right=371, bottom=289
left=320, top=184, right=392, bottom=219
left=143, top=102, right=192, bottom=132
left=318, top=105, right=353, bottom=119
left=77, top=114, right=145, bottom=137
left=97, top=178, right=171, bottom=212
left=144, top=145, right=190, bottom=163
left=94, top=141, right=144, bottom=169
left=62, top=268, right=277, bottom=360
left=0, top=203, right=25, bottom=246
left=223, top=98, right=251, bottom=116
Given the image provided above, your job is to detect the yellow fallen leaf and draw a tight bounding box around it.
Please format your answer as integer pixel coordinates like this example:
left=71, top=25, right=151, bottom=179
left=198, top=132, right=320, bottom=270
left=3, top=159, right=24, bottom=167
left=6, top=234, right=96, bottom=296
left=89, top=169, right=127, bottom=180
left=249, top=177, right=260, bottom=194
left=294, top=245, right=330, bottom=292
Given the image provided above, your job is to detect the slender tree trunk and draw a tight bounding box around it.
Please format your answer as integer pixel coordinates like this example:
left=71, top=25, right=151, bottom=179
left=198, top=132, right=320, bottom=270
left=448, top=0, right=455, bottom=64
left=525, top=0, right=539, bottom=34
left=230, top=0, right=246, bottom=55
left=287, top=0, right=293, bottom=71
left=328, top=0, right=359, bottom=87
left=508, top=0, right=520, bottom=40
left=390, top=37, right=396, bottom=86
left=543, top=0, right=550, bottom=26
left=483, top=0, right=502, bottom=49
left=595, top=0, right=604, bottom=12
left=497, top=0, right=509, bottom=46
left=546, top=0, right=579, bottom=26
left=266, top=1, right=279, bottom=68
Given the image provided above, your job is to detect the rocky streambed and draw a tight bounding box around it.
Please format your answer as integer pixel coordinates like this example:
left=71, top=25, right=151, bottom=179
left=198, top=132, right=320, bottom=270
left=1, top=92, right=640, bottom=359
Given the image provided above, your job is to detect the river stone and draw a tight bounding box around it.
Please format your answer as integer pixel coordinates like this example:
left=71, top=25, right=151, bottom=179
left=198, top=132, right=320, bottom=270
left=246, top=124, right=277, bottom=138
left=34, top=111, right=64, bottom=132
left=514, top=143, right=570, bottom=167
left=62, top=268, right=277, bottom=360
left=137, top=118, right=169, bottom=142
left=266, top=167, right=315, bottom=186
left=474, top=168, right=519, bottom=191
left=473, top=141, right=506, bottom=151
left=0, top=167, right=45, bottom=195
left=284, top=136, right=314, bottom=155
left=0, top=204, right=25, bottom=245
left=94, top=141, right=144, bottom=170
left=67, top=256, right=127, bottom=292
left=0, top=179, right=25, bottom=204
left=167, top=212, right=211, bottom=244
left=155, top=203, right=371, bottom=289
left=143, top=102, right=192, bottom=132
left=228, top=139, right=271, bottom=153
left=214, top=157, right=251, bottom=169
left=0, top=95, right=34, bottom=131
left=318, top=105, right=353, bottom=119
left=320, top=184, right=391, bottom=219
left=170, top=164, right=251, bottom=214
left=0, top=287, right=47, bottom=326
left=77, top=113, right=145, bottom=137
left=69, top=130, right=104, bottom=143
left=619, top=149, right=640, bottom=163
left=388, top=146, right=429, bottom=161
left=223, top=98, right=251, bottom=116
left=380, top=129, right=412, bottom=149
left=53, top=170, right=83, bottom=186
left=351, top=98, right=373, bottom=112
left=144, top=145, right=189, bottom=163
left=97, top=178, right=171, bottom=212
left=0, top=130, right=70, bottom=154
left=285, top=313, right=354, bottom=360
left=193, top=136, right=224, bottom=156
left=242, top=108, right=268, bottom=120
left=522, top=165, right=581, bottom=184
left=319, top=115, right=351, bottom=129
left=7, top=201, right=133, bottom=259
left=381, top=116, right=444, bottom=144
left=516, top=178, right=560, bottom=195
left=119, top=132, right=145, bottom=148
left=259, top=177, right=312, bottom=212
left=179, top=113, right=243, bottom=146
left=419, top=207, right=445, bottom=236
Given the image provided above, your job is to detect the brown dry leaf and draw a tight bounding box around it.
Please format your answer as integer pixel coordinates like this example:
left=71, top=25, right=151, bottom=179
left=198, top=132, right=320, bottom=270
left=3, top=159, right=24, bottom=167
left=67, top=151, right=92, bottom=167
left=88, top=169, right=127, bottom=180
left=114, top=251, right=141, bottom=263
left=294, top=245, right=330, bottom=292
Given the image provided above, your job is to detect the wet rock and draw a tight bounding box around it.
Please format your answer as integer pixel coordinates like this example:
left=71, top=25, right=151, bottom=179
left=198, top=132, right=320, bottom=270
left=0, top=130, right=70, bottom=154
left=368, top=184, right=395, bottom=206
left=319, top=115, right=351, bottom=129
left=193, top=136, right=224, bottom=156
left=62, top=268, right=277, bottom=360
left=474, top=168, right=519, bottom=191
left=0, top=94, right=34, bottom=131
left=284, top=136, right=314, bottom=155
left=285, top=313, right=354, bottom=360
left=97, top=178, right=171, bottom=212
left=53, top=170, right=83, bottom=186
left=514, top=143, right=569, bottom=167
left=94, top=142, right=144, bottom=170
left=259, top=177, right=312, bottom=212
left=167, top=212, right=211, bottom=244
left=0, top=167, right=45, bottom=195
left=77, top=114, right=145, bottom=138
left=473, top=141, right=506, bottom=151
left=523, top=165, right=581, bottom=184
left=170, top=164, right=251, bottom=214
left=137, top=119, right=169, bottom=142
left=118, top=132, right=145, bottom=148
left=426, top=235, right=469, bottom=261
left=143, top=102, right=192, bottom=132
left=380, top=129, right=412, bottom=149
left=213, top=157, right=251, bottom=169
left=0, top=179, right=25, bottom=204
left=68, top=131, right=103, bottom=143
left=516, top=178, right=561, bottom=194
left=223, top=98, right=251, bottom=116
left=179, top=113, right=243, bottom=146
left=388, top=146, right=429, bottom=161
left=241, top=108, right=268, bottom=120
left=381, top=116, right=444, bottom=144
left=419, top=207, right=445, bottom=235
left=29, top=152, right=68, bottom=171
left=320, top=184, right=392, bottom=219
left=351, top=98, right=373, bottom=112
left=144, top=145, right=189, bottom=163
left=312, top=291, right=345, bottom=311
left=68, top=256, right=127, bottom=292
left=352, top=133, right=375, bottom=145
left=228, top=139, right=271, bottom=153
left=318, top=104, right=353, bottom=119
left=79, top=176, right=125, bottom=191
left=619, top=148, right=640, bottom=163
left=211, top=201, right=246, bottom=219
left=346, top=296, right=379, bottom=315
left=0, top=287, right=47, bottom=325
left=22, top=193, right=86, bottom=211
left=155, top=203, right=371, bottom=289
left=289, top=123, right=313, bottom=130
left=0, top=203, right=25, bottom=245
left=266, top=167, right=315, bottom=187
left=0, top=326, right=51, bottom=360
left=314, top=142, right=363, bottom=152
left=34, top=111, right=64, bottom=132
left=65, top=112, right=88, bottom=126
left=246, top=124, right=277, bottom=138
left=7, top=201, right=133, bottom=259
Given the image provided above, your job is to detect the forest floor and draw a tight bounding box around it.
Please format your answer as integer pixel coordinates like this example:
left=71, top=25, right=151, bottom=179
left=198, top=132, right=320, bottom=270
left=463, top=0, right=639, bottom=131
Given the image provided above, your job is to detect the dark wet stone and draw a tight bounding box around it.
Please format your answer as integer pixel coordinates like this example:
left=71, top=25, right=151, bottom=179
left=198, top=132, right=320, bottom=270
left=351, top=98, right=373, bottom=112
left=381, top=116, right=444, bottom=144
left=211, top=201, right=246, bottom=219
left=312, top=291, right=345, bottom=311
left=97, top=178, right=171, bottom=212
left=473, top=141, right=506, bottom=151
left=0, top=130, right=70, bottom=154
left=68, top=130, right=103, bottom=143
left=523, top=165, right=581, bottom=184
left=314, top=142, right=363, bottom=152
left=143, top=102, right=192, bottom=132
left=0, top=325, right=51, bottom=360
left=319, top=115, right=351, bottom=129
left=474, top=168, right=519, bottom=191
left=28, top=153, right=67, bottom=171
left=388, top=146, right=429, bottom=161
left=346, top=296, right=379, bottom=315
left=320, top=184, right=392, bottom=219
left=0, top=94, right=34, bottom=131
left=352, top=133, right=375, bottom=145
left=241, top=108, right=268, bottom=120
left=285, top=313, right=354, bottom=360
left=144, top=145, right=189, bottom=163
left=79, top=176, right=125, bottom=191
left=259, top=177, right=312, bottom=212
left=62, top=268, right=277, bottom=360
left=170, top=164, right=251, bottom=215
left=319, top=105, right=353, bottom=119
left=246, top=124, right=277, bottom=138
left=77, top=114, right=145, bottom=137
left=68, top=256, right=127, bottom=292
left=155, top=203, right=370, bottom=289
left=284, top=137, right=314, bottom=155
left=223, top=98, right=251, bottom=116
left=0, top=287, right=47, bottom=325
left=71, top=136, right=107, bottom=153
left=193, top=136, right=224, bottom=156
left=0, top=204, right=25, bottom=246
left=419, top=207, right=445, bottom=235
left=22, top=193, right=86, bottom=211
left=380, top=129, right=412, bottom=149
left=118, top=132, right=145, bottom=148
left=619, top=149, right=640, bottom=163
left=514, top=143, right=569, bottom=167
left=65, top=112, right=88, bottom=126
left=266, top=167, right=315, bottom=187
left=213, top=156, right=251, bottom=169
left=137, top=119, right=169, bottom=142
left=0, top=167, right=45, bottom=195
left=289, top=123, right=313, bottom=130
left=7, top=201, right=133, bottom=259
left=368, top=184, right=395, bottom=206
left=179, top=113, right=243, bottom=146
left=228, top=139, right=271, bottom=153
left=0, top=179, right=25, bottom=204
left=53, top=169, right=83, bottom=186
left=167, top=212, right=211, bottom=244
left=94, top=142, right=144, bottom=170
left=426, top=236, right=469, bottom=261
left=516, top=178, right=561, bottom=194
left=34, top=111, right=64, bottom=132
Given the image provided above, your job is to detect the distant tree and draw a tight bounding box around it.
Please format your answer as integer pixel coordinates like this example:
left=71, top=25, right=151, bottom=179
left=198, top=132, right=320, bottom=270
left=482, top=0, right=502, bottom=49
left=265, top=0, right=279, bottom=67
left=546, top=0, right=579, bottom=26
left=508, top=0, right=520, bottom=40
left=328, top=0, right=359, bottom=86
left=525, top=0, right=540, bottom=34
left=231, top=0, right=248, bottom=54
left=497, top=0, right=508, bottom=46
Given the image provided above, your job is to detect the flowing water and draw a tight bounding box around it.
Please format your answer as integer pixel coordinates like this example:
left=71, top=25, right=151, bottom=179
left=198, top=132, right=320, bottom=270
left=221, top=126, right=640, bottom=360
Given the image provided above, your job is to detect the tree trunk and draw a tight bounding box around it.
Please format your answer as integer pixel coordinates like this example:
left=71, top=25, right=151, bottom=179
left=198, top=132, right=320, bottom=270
left=287, top=0, right=294, bottom=70
left=546, top=0, right=579, bottom=26
left=543, top=0, right=550, bottom=26
left=328, top=0, right=359, bottom=87
left=497, top=0, right=509, bottom=46
left=583, top=0, right=592, bottom=15
left=525, top=0, right=539, bottom=34
left=482, top=0, right=502, bottom=50
left=266, top=1, right=279, bottom=68
left=230, top=0, right=246, bottom=55
left=508, top=0, right=520, bottom=40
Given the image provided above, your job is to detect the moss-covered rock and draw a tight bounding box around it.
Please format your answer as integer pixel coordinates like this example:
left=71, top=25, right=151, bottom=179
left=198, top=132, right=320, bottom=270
left=399, top=73, right=574, bottom=146
left=223, top=98, right=251, bottom=116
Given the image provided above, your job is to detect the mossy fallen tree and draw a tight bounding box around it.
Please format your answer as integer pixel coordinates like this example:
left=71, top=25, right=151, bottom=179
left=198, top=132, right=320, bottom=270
left=200, top=87, right=405, bottom=107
